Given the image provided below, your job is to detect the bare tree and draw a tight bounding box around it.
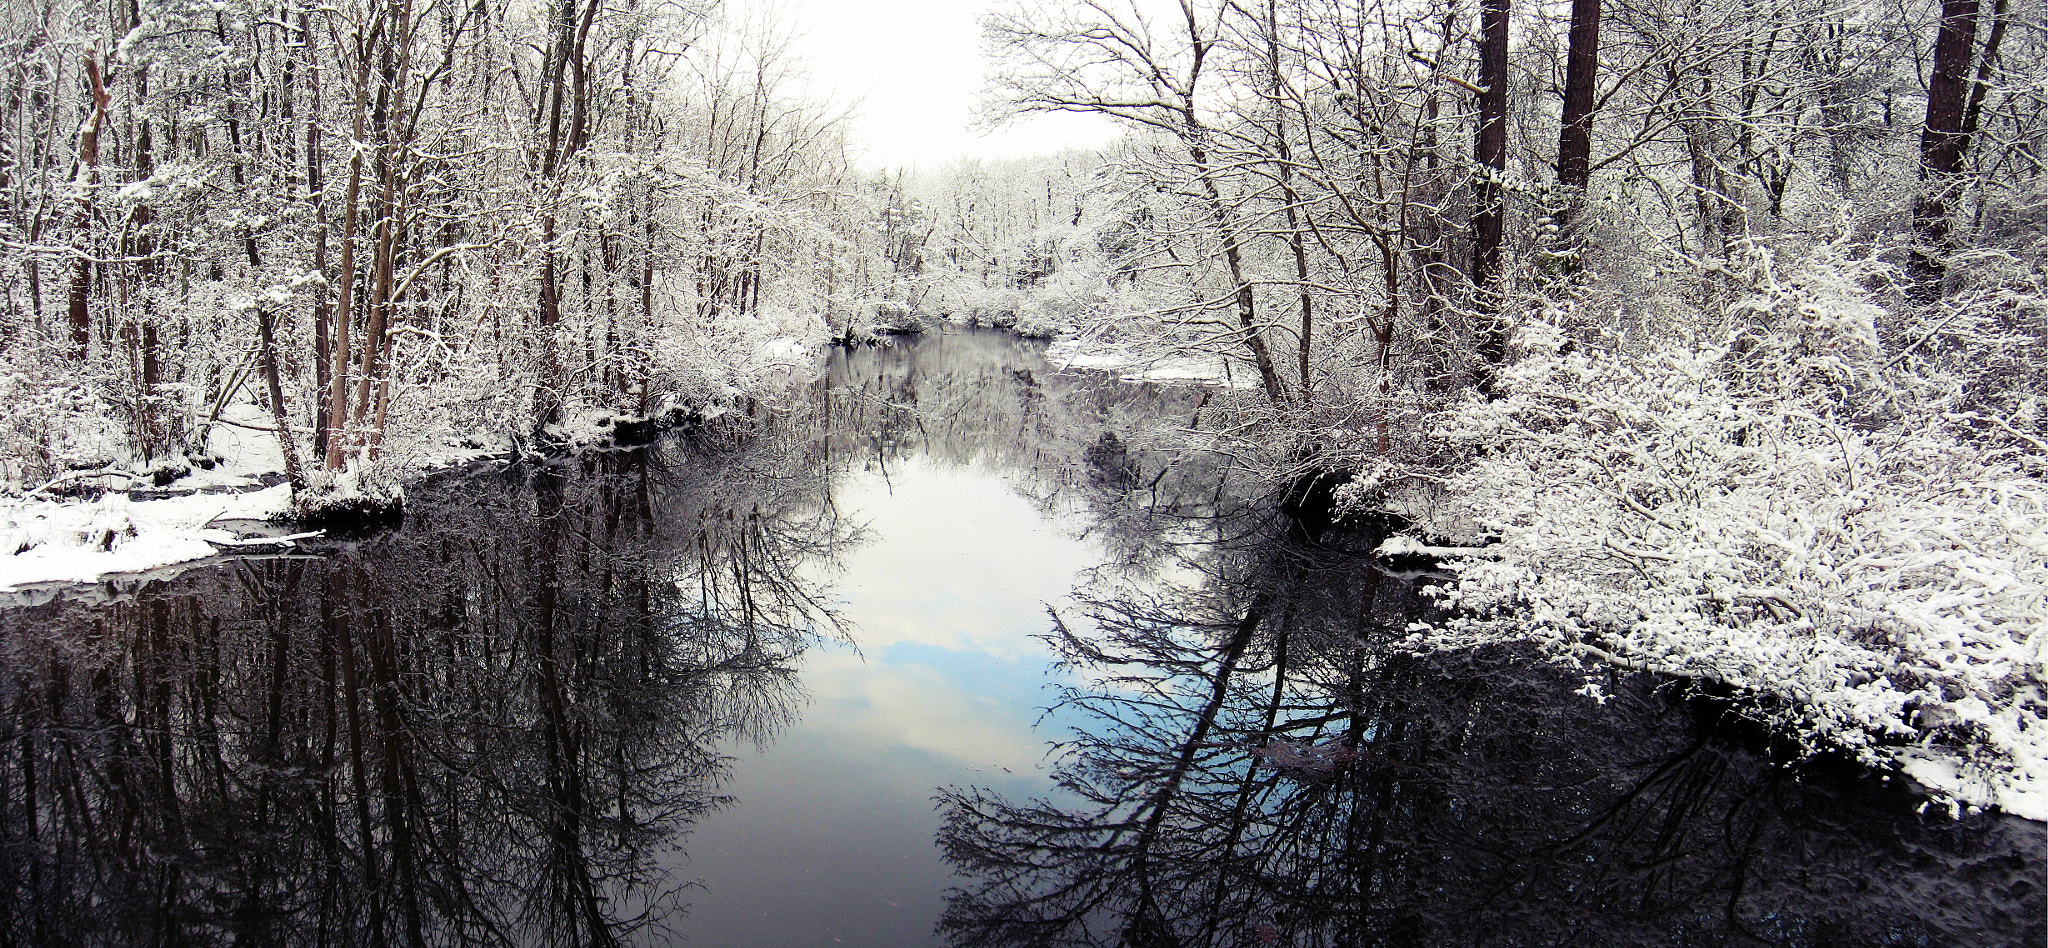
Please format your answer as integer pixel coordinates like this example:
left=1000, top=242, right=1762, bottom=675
left=1910, top=0, right=1986, bottom=297
left=988, top=0, right=1292, bottom=406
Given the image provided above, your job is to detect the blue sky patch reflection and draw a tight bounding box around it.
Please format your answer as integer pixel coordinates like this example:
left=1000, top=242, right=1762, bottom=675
left=677, top=457, right=1101, bottom=947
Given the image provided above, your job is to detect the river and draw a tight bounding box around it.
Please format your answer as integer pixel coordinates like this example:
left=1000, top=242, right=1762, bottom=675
left=0, top=328, right=2039, bottom=947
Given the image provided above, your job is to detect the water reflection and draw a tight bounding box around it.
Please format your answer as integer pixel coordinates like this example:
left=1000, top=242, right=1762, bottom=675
left=0, top=329, right=2039, bottom=947
left=0, top=328, right=1195, bottom=948
left=820, top=332, right=1223, bottom=580
left=0, top=443, right=847, bottom=947
left=668, top=334, right=1214, bottom=947
left=936, top=529, right=2047, bottom=947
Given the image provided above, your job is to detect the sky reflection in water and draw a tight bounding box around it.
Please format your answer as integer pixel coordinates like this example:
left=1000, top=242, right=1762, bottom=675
left=0, top=329, right=2037, bottom=948
left=680, top=456, right=1101, bottom=948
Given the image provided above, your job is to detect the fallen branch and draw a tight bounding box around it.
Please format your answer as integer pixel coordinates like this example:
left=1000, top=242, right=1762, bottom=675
left=20, top=469, right=143, bottom=499
left=204, top=530, right=325, bottom=549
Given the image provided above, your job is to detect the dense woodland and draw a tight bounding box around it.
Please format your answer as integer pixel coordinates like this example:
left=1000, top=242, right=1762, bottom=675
left=0, top=0, right=930, bottom=496
left=5, top=0, right=2041, bottom=478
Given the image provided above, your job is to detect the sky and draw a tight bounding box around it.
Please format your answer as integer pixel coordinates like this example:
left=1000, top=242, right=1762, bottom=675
left=717, top=0, right=1123, bottom=170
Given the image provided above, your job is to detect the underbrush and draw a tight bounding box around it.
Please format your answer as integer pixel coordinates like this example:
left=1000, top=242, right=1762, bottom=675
left=1356, top=244, right=2048, bottom=816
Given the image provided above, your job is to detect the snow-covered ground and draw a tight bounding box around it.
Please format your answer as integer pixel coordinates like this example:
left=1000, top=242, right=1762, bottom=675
left=1045, top=338, right=1259, bottom=388
left=1895, top=733, right=2048, bottom=822
left=0, top=483, right=297, bottom=591
left=1377, top=533, right=2048, bottom=822
left=0, top=321, right=827, bottom=595
left=0, top=402, right=300, bottom=592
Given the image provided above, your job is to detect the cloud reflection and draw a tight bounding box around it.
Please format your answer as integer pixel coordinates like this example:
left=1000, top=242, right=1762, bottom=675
left=829, top=457, right=1101, bottom=657
left=681, top=456, right=1099, bottom=947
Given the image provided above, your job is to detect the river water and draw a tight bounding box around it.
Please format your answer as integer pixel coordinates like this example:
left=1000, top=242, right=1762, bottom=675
left=0, top=328, right=2039, bottom=947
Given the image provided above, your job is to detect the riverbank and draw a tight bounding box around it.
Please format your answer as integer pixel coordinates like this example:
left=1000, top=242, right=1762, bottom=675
left=0, top=401, right=682, bottom=592
left=0, top=482, right=298, bottom=591
left=1371, top=331, right=2048, bottom=824
left=8, top=323, right=2040, bottom=835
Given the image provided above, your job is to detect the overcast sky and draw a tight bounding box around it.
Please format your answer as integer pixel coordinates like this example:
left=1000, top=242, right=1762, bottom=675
left=717, top=0, right=1122, bottom=170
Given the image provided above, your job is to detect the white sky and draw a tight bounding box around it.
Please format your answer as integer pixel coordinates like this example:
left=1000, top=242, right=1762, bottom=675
left=718, top=0, right=1123, bottom=170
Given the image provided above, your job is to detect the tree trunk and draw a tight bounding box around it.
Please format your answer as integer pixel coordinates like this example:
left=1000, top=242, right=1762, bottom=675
left=1959, top=0, right=2008, bottom=143
left=1910, top=0, right=1980, bottom=298
left=1473, top=0, right=1511, bottom=381
left=531, top=0, right=600, bottom=435
left=322, top=52, right=371, bottom=471
left=302, top=7, right=331, bottom=461
left=67, top=55, right=111, bottom=357
left=257, top=305, right=308, bottom=497
left=1553, top=0, right=1602, bottom=252
left=1197, top=151, right=1291, bottom=407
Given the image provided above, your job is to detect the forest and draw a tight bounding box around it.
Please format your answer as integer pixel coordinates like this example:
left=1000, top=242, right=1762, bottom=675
left=0, top=0, right=2043, bottom=818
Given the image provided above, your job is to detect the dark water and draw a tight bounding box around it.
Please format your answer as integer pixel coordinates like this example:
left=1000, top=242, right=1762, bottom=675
left=0, top=329, right=2038, bottom=947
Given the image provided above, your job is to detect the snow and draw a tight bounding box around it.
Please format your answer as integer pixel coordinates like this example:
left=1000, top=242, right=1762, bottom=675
left=1381, top=299, right=2048, bottom=821
left=1895, top=726, right=2048, bottom=821
left=1045, top=338, right=1257, bottom=388
left=0, top=400, right=304, bottom=593
left=191, top=401, right=289, bottom=486
left=1044, top=345, right=1126, bottom=372
left=0, top=401, right=515, bottom=595
left=1374, top=534, right=1485, bottom=559
left=0, top=314, right=829, bottom=594
left=0, top=483, right=294, bottom=591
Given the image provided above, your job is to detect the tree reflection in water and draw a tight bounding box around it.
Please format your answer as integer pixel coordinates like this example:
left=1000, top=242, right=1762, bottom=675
left=0, top=327, right=1201, bottom=948
left=0, top=328, right=2039, bottom=947
left=0, top=442, right=852, bottom=947
left=937, top=524, right=2046, bottom=947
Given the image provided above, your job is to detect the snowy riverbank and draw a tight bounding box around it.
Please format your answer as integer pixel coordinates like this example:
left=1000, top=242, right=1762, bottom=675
left=1374, top=323, right=2048, bottom=824
left=4, top=404, right=531, bottom=593
left=1045, top=337, right=1263, bottom=388
left=0, top=401, right=301, bottom=591
left=0, top=483, right=298, bottom=591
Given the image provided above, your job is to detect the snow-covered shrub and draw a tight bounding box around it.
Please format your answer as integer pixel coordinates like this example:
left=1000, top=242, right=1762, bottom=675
left=647, top=306, right=825, bottom=422
left=955, top=287, right=1026, bottom=330
left=1889, top=250, right=2048, bottom=452
left=1394, top=253, right=2047, bottom=813
left=871, top=299, right=928, bottom=334
left=1008, top=305, right=1076, bottom=339
left=0, top=346, right=128, bottom=491
left=1722, top=240, right=1885, bottom=389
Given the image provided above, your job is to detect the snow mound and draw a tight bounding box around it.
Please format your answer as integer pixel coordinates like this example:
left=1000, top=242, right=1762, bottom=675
left=1045, top=339, right=1255, bottom=388
left=0, top=484, right=294, bottom=590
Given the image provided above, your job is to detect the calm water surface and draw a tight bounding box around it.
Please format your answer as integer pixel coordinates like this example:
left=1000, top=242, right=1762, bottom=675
left=0, top=329, right=2039, bottom=947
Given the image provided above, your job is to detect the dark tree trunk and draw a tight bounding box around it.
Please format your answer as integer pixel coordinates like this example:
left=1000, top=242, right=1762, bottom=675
left=1910, top=0, right=1980, bottom=298
left=67, top=56, right=111, bottom=356
left=1473, top=0, right=1511, bottom=380
left=305, top=12, right=331, bottom=462
left=531, top=0, right=601, bottom=435
left=1960, top=0, right=2008, bottom=142
left=257, top=305, right=307, bottom=497
left=1553, top=0, right=1602, bottom=247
